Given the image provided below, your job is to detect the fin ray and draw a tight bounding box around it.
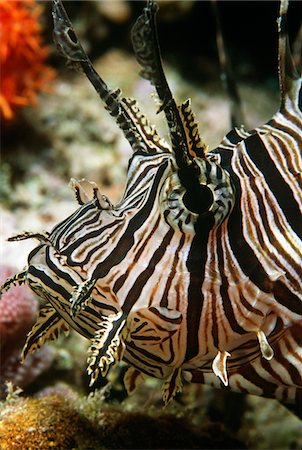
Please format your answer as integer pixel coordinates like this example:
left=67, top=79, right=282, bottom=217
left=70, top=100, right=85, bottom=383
left=87, top=312, right=128, bottom=385
left=22, top=303, right=70, bottom=360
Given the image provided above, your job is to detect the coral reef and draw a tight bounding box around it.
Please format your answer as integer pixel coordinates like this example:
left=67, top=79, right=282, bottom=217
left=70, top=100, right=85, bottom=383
left=0, top=395, right=99, bottom=449
left=0, top=266, right=38, bottom=347
left=0, top=265, right=55, bottom=398
left=0, top=392, right=245, bottom=450
left=1, top=382, right=301, bottom=450
left=87, top=404, right=245, bottom=449
left=0, top=0, right=54, bottom=120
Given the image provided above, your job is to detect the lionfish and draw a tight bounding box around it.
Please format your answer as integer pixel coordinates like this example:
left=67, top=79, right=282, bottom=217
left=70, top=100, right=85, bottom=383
left=1, top=0, right=301, bottom=408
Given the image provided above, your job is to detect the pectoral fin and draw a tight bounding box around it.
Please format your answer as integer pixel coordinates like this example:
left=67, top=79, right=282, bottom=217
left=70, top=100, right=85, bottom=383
left=22, top=303, right=70, bottom=360
left=87, top=311, right=129, bottom=386
left=162, top=367, right=183, bottom=405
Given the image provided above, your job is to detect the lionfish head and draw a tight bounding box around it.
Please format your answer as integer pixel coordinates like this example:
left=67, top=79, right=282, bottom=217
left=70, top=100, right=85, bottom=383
left=1, top=0, right=235, bottom=318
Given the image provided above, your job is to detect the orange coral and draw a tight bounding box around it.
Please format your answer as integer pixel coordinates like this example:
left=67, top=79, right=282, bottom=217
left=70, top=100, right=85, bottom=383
left=0, top=0, right=55, bottom=120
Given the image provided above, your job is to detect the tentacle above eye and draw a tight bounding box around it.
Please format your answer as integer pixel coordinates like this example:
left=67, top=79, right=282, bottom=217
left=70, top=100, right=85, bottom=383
left=131, top=0, right=204, bottom=169
left=132, top=0, right=236, bottom=221
left=52, top=0, right=168, bottom=156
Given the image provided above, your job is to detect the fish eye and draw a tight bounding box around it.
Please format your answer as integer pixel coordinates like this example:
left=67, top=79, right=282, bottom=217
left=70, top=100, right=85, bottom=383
left=182, top=184, right=214, bottom=215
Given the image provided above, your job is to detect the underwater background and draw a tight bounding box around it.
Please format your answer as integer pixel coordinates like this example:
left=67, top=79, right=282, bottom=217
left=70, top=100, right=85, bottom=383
left=1, top=1, right=301, bottom=449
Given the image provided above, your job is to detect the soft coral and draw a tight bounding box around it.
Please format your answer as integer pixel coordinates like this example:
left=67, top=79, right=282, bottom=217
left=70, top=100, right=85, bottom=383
left=0, top=0, right=55, bottom=120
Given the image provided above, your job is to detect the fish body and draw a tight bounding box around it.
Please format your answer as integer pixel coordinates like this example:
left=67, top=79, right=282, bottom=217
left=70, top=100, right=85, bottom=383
left=1, top=0, right=301, bottom=405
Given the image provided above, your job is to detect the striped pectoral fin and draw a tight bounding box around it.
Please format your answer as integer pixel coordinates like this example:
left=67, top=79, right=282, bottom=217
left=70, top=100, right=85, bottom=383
left=123, top=366, right=146, bottom=395
left=87, top=311, right=129, bottom=386
left=162, top=367, right=183, bottom=405
left=22, top=303, right=70, bottom=361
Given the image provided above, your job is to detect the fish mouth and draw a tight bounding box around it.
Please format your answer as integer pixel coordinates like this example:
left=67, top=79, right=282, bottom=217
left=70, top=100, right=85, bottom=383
left=26, top=263, right=71, bottom=306
left=0, top=238, right=77, bottom=309
left=26, top=243, right=82, bottom=306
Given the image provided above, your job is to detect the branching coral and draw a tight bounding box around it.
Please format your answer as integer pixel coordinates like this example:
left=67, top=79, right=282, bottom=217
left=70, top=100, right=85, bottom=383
left=0, top=266, right=55, bottom=398
left=0, top=0, right=55, bottom=120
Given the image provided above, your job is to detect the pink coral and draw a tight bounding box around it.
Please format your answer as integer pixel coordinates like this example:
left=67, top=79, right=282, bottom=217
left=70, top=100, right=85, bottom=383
left=0, top=265, right=38, bottom=348
left=0, top=265, right=55, bottom=397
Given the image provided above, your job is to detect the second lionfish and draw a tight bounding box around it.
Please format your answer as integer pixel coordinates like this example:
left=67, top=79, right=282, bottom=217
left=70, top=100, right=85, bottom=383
left=1, top=0, right=301, bottom=407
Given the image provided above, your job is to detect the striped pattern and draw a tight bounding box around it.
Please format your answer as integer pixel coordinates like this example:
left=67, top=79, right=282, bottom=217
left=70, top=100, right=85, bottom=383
left=1, top=0, right=301, bottom=406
